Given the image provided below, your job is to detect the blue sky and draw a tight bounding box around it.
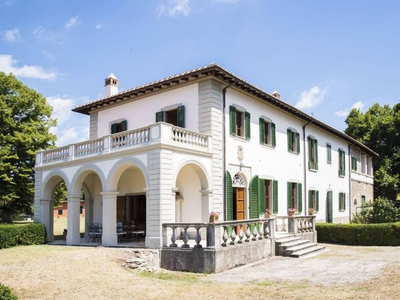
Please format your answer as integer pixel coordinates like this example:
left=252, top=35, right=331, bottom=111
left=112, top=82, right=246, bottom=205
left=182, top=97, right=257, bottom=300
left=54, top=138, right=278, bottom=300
left=1, top=0, right=399, bottom=146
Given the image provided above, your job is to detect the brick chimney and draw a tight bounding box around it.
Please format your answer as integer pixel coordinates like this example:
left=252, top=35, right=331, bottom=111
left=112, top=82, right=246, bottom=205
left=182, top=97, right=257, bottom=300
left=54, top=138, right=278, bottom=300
left=104, top=73, right=118, bottom=97
left=271, top=90, right=281, bottom=99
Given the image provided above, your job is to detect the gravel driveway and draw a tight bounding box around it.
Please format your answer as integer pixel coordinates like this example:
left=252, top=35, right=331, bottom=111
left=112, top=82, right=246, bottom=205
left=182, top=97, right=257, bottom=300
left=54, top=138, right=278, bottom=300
left=207, top=244, right=400, bottom=286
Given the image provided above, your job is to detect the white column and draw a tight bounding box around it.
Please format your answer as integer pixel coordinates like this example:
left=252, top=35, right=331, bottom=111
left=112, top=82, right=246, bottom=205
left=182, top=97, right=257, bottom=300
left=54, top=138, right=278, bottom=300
left=201, top=190, right=213, bottom=222
left=40, top=199, right=52, bottom=242
left=101, top=191, right=119, bottom=247
left=84, top=199, right=94, bottom=241
left=66, top=195, right=81, bottom=245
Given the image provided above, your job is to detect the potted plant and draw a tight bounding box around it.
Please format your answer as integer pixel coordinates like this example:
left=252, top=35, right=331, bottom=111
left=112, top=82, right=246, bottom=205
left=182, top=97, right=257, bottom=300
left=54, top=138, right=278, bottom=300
left=287, top=208, right=296, bottom=217
left=265, top=208, right=272, bottom=218
left=209, top=211, right=220, bottom=223
left=308, top=208, right=315, bottom=215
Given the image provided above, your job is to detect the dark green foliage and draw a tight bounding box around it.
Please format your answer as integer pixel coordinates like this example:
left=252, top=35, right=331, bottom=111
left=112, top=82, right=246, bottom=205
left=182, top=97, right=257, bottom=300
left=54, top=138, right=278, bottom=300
left=352, top=197, right=400, bottom=224
left=0, top=283, right=18, bottom=300
left=316, top=222, right=400, bottom=246
left=0, top=223, right=46, bottom=249
left=345, top=103, right=400, bottom=200
left=0, top=72, right=56, bottom=223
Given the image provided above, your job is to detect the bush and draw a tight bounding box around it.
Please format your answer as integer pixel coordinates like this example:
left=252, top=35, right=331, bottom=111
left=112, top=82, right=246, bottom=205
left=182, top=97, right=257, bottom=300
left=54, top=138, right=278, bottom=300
left=0, top=283, right=18, bottom=300
left=0, top=223, right=46, bottom=249
left=352, top=197, right=400, bottom=224
left=316, top=222, right=400, bottom=246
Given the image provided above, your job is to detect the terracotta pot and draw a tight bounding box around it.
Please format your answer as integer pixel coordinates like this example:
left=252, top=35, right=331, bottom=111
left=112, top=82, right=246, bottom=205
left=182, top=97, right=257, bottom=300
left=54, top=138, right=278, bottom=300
left=209, top=215, right=219, bottom=223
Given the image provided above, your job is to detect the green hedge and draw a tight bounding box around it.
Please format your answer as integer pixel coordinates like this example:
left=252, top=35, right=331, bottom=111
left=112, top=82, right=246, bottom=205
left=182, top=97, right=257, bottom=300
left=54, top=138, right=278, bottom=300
left=0, top=223, right=46, bottom=249
left=0, top=283, right=18, bottom=300
left=316, top=222, right=400, bottom=246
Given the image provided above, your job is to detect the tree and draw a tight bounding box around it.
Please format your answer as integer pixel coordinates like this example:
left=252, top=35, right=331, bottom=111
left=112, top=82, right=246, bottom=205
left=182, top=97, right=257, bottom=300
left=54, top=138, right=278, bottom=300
left=352, top=197, right=400, bottom=224
left=0, top=72, right=56, bottom=223
left=345, top=103, right=400, bottom=200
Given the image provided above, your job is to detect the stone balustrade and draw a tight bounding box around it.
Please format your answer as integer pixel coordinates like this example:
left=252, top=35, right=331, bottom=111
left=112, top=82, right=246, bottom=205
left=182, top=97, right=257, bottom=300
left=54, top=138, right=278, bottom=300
left=35, top=122, right=212, bottom=167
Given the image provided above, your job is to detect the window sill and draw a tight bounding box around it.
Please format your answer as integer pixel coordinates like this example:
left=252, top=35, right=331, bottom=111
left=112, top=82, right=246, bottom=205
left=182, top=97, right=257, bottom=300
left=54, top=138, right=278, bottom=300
left=308, top=168, right=318, bottom=173
left=261, top=143, right=275, bottom=149
left=288, top=150, right=300, bottom=155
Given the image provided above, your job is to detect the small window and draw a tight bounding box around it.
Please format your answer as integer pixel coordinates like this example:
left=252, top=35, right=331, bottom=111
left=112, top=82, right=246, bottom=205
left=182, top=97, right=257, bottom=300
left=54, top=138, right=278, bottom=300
left=58, top=209, right=63, bottom=215
left=308, top=136, right=318, bottom=170
left=351, top=156, right=357, bottom=171
left=259, top=118, right=276, bottom=146
left=287, top=182, right=302, bottom=212
left=327, top=143, right=332, bottom=164
left=339, top=192, right=346, bottom=211
left=80, top=206, right=83, bottom=214
left=155, top=105, right=185, bottom=127
left=308, top=190, right=319, bottom=212
left=111, top=120, right=127, bottom=134
left=361, top=195, right=366, bottom=205
left=230, top=106, right=250, bottom=139
left=338, top=149, right=346, bottom=177
left=287, top=129, right=300, bottom=154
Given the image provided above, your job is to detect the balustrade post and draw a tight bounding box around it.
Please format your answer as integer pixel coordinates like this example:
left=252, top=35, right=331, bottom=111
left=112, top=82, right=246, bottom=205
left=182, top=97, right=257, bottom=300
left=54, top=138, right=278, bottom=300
left=268, top=218, right=275, bottom=239
left=68, top=144, right=74, bottom=161
left=206, top=223, right=221, bottom=249
left=103, top=136, right=111, bottom=153
left=288, top=216, right=298, bottom=234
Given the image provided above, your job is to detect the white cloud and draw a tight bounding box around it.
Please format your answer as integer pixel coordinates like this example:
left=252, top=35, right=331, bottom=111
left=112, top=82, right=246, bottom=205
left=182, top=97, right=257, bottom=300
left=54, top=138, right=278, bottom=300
left=64, top=16, right=80, bottom=30
left=55, top=127, right=79, bottom=146
left=3, top=28, right=20, bottom=42
left=295, top=86, right=327, bottom=110
left=95, top=24, right=102, bottom=29
left=158, top=0, right=191, bottom=17
left=42, top=50, right=56, bottom=61
left=46, top=96, right=75, bottom=126
left=335, top=101, right=365, bottom=117
left=0, top=54, right=57, bottom=80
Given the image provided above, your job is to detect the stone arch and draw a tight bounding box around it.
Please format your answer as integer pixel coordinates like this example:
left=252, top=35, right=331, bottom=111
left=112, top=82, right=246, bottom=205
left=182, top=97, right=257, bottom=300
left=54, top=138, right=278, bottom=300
left=70, top=164, right=106, bottom=196
left=173, top=159, right=210, bottom=191
left=107, top=157, right=149, bottom=191
left=42, top=170, right=70, bottom=200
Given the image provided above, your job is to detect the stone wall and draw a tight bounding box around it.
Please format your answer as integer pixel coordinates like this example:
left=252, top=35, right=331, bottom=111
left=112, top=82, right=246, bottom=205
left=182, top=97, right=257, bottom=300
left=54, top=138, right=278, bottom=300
left=351, top=179, right=373, bottom=218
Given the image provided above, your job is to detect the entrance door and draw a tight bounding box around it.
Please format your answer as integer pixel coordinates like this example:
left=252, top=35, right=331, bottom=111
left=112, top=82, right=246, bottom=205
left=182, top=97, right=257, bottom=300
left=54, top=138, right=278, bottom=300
left=326, top=191, right=333, bottom=223
left=234, top=188, right=245, bottom=233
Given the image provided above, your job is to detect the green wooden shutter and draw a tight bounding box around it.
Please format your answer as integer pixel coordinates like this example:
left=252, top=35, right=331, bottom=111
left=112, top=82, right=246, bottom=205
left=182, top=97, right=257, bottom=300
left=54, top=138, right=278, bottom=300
left=308, top=190, right=312, bottom=208
left=226, top=171, right=233, bottom=221
left=344, top=193, right=346, bottom=210
left=258, top=178, right=265, bottom=216
left=316, top=190, right=319, bottom=212
left=298, top=183, right=302, bottom=213
left=273, top=180, right=278, bottom=214
left=249, top=176, right=259, bottom=219
left=287, top=129, right=291, bottom=151
left=287, top=182, right=293, bottom=209
left=229, top=106, right=236, bottom=135
left=339, top=193, right=342, bottom=211
left=271, top=123, right=276, bottom=147
left=245, top=111, right=251, bottom=139
left=259, top=118, right=265, bottom=144
left=111, top=123, right=117, bottom=134
left=120, top=120, right=127, bottom=132
left=328, top=191, right=333, bottom=223
left=315, top=139, right=319, bottom=170
left=308, top=137, right=312, bottom=169
left=296, top=132, right=300, bottom=154
left=343, top=151, right=346, bottom=175
left=156, top=111, right=164, bottom=122
left=177, top=105, right=185, bottom=128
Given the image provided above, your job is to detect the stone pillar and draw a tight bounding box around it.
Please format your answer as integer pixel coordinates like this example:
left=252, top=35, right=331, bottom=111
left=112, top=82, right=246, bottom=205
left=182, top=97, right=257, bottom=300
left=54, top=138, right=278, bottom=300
left=66, top=195, right=81, bottom=245
left=206, top=223, right=222, bottom=249
left=101, top=191, right=119, bottom=247
left=288, top=217, right=298, bottom=235
left=84, top=199, right=94, bottom=241
left=40, top=199, right=53, bottom=242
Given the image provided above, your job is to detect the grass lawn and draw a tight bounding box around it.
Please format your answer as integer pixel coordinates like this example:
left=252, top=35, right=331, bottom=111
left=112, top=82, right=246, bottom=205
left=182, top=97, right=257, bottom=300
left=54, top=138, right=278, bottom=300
left=53, top=217, right=86, bottom=237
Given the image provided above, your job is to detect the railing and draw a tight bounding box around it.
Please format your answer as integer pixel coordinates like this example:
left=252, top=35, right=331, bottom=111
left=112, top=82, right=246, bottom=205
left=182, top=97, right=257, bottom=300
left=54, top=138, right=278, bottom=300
left=275, top=215, right=316, bottom=234
left=36, top=123, right=212, bottom=166
left=162, top=218, right=275, bottom=249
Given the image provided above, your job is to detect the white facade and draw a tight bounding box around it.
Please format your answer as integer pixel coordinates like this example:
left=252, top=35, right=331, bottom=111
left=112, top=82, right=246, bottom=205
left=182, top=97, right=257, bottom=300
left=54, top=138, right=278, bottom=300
left=34, top=64, right=377, bottom=248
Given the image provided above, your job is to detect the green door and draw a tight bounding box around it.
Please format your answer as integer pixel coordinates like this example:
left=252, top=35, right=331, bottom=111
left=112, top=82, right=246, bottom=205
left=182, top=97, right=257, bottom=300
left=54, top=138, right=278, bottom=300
left=327, top=191, right=333, bottom=223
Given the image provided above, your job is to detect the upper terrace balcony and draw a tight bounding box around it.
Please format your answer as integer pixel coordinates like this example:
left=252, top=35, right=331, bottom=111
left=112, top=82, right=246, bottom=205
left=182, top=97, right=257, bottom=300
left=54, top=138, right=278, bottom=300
left=35, top=122, right=212, bottom=168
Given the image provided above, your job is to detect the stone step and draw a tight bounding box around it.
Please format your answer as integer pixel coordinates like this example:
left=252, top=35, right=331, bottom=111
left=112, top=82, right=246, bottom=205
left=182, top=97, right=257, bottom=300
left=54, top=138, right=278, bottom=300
left=284, top=241, right=316, bottom=257
left=290, top=245, right=326, bottom=258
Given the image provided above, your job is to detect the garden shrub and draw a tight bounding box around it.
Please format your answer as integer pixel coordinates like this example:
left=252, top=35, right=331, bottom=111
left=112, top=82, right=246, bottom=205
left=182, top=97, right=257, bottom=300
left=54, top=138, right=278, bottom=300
left=0, top=223, right=46, bottom=249
left=352, top=197, right=400, bottom=224
left=0, top=283, right=18, bottom=300
left=316, top=222, right=400, bottom=246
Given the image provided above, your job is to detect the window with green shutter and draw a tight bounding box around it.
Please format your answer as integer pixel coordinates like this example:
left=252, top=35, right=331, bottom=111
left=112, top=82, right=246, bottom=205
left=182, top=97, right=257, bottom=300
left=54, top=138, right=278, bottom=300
left=155, top=105, right=185, bottom=127
left=110, top=120, right=128, bottom=134
left=250, top=177, right=278, bottom=217
left=249, top=176, right=259, bottom=219
left=308, top=189, right=319, bottom=212
left=327, top=143, right=332, bottom=164
left=287, top=181, right=302, bottom=212
left=308, top=136, right=318, bottom=170
left=287, top=128, right=300, bottom=154
left=229, top=105, right=250, bottom=138
left=259, top=118, right=276, bottom=147
left=339, top=192, right=346, bottom=211
left=351, top=156, right=357, bottom=171
left=226, top=171, right=233, bottom=221
left=338, top=149, right=346, bottom=177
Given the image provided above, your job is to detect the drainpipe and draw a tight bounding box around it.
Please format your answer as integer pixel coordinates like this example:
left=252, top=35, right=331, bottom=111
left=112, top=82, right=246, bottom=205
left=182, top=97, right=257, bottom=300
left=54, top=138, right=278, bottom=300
left=222, top=80, right=236, bottom=221
left=302, top=120, right=312, bottom=215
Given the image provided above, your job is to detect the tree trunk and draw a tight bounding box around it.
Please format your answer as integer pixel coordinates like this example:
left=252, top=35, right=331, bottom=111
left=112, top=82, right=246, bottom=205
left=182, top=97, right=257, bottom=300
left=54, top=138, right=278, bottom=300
left=1, top=209, right=13, bottom=223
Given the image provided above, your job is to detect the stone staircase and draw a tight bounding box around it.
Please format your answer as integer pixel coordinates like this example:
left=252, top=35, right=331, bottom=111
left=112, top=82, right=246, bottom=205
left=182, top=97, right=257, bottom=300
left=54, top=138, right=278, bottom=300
left=275, top=235, right=325, bottom=258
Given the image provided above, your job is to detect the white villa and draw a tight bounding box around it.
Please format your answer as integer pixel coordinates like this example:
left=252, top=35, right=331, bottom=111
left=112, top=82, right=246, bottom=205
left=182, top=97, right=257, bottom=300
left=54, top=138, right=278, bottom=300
left=34, top=63, right=377, bottom=248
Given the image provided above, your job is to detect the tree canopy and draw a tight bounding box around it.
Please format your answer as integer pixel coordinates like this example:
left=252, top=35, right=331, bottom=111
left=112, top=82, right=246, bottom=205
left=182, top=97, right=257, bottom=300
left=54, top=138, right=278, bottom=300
left=0, top=72, right=56, bottom=223
left=345, top=103, right=400, bottom=200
